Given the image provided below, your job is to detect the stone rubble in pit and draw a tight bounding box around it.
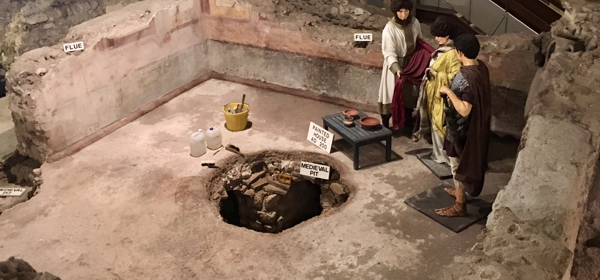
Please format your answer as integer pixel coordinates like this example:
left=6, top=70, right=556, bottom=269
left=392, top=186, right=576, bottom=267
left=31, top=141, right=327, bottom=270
left=0, top=151, right=43, bottom=215
left=209, top=152, right=350, bottom=234
left=0, top=256, right=61, bottom=280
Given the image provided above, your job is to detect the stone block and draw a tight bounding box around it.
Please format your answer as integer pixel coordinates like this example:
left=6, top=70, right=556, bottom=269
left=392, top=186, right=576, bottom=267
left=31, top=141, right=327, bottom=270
left=485, top=208, right=571, bottom=278
left=22, top=14, right=49, bottom=25
left=249, top=220, right=264, bottom=231
left=33, top=272, right=61, bottom=280
left=492, top=115, right=594, bottom=248
left=320, top=191, right=336, bottom=209
left=243, top=189, right=255, bottom=197
left=329, top=183, right=345, bottom=195
left=90, top=1, right=99, bottom=10
left=263, top=194, right=280, bottom=211
left=250, top=178, right=268, bottom=191
left=447, top=208, right=572, bottom=280
left=263, top=184, right=287, bottom=196
left=252, top=190, right=267, bottom=209
left=263, top=225, right=278, bottom=233
left=244, top=170, right=266, bottom=185
left=42, top=22, right=56, bottom=30
left=0, top=257, right=38, bottom=279
left=257, top=211, right=277, bottom=224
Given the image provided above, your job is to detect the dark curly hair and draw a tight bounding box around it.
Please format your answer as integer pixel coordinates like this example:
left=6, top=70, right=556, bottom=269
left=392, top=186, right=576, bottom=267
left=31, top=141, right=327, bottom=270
left=390, top=0, right=413, bottom=14
left=454, top=33, right=480, bottom=59
left=430, top=16, right=464, bottom=39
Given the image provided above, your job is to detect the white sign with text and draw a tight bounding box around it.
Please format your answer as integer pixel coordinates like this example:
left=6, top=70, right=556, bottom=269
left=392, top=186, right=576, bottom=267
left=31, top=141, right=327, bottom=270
left=354, top=33, right=373, bottom=42
left=300, top=161, right=331, bottom=180
left=63, top=41, right=84, bottom=53
left=0, top=188, right=26, bottom=197
left=307, top=122, right=334, bottom=153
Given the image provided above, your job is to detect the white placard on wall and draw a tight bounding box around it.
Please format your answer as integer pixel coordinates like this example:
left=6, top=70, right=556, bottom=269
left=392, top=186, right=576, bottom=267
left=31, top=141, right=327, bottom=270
left=354, top=33, right=373, bottom=41
left=307, top=122, right=334, bottom=153
left=63, top=41, right=84, bottom=53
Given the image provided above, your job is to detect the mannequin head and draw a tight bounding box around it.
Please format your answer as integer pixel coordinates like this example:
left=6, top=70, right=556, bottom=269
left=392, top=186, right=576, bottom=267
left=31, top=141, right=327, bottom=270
left=430, top=16, right=465, bottom=46
left=390, top=0, right=413, bottom=25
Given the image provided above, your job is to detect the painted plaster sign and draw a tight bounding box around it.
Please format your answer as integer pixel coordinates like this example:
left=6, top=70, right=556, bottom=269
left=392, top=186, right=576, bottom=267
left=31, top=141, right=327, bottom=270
left=307, top=122, right=334, bottom=153
left=354, top=33, right=373, bottom=42
left=212, top=0, right=251, bottom=19
left=0, top=187, right=26, bottom=197
left=63, top=41, right=84, bottom=53
left=300, top=161, right=330, bottom=180
left=216, top=0, right=242, bottom=9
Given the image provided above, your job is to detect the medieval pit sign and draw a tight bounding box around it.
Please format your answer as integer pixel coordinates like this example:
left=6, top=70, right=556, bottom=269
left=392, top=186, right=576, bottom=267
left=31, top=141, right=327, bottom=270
left=300, top=162, right=331, bottom=180
left=0, top=187, right=26, bottom=197
left=63, top=41, right=84, bottom=53
left=307, top=122, right=334, bottom=153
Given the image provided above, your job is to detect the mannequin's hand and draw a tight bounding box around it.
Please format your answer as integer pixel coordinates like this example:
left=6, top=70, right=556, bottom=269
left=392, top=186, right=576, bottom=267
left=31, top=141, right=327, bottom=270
left=428, top=69, right=437, bottom=79
left=439, top=86, right=451, bottom=96
left=425, top=68, right=433, bottom=80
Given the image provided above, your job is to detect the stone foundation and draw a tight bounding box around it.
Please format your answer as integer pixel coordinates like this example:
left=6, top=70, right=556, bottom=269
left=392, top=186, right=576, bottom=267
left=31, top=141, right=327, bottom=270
left=571, top=159, right=600, bottom=280
left=0, top=0, right=145, bottom=70
left=447, top=2, right=600, bottom=279
left=0, top=257, right=60, bottom=280
left=208, top=150, right=352, bottom=233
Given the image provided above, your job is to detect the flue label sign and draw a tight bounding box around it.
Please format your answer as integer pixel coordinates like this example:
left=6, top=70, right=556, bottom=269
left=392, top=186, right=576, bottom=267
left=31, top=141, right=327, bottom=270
left=63, top=41, right=84, bottom=53
left=354, top=33, right=373, bottom=42
left=300, top=161, right=331, bottom=180
left=307, top=122, right=334, bottom=153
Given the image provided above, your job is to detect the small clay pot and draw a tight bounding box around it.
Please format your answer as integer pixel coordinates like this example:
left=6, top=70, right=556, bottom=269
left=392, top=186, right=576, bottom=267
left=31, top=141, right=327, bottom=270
left=359, top=117, right=380, bottom=129
left=343, top=109, right=359, bottom=119
left=343, top=116, right=354, bottom=127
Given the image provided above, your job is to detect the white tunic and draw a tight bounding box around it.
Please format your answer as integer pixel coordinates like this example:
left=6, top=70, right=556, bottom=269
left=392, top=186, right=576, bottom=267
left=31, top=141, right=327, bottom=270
left=377, top=18, right=422, bottom=108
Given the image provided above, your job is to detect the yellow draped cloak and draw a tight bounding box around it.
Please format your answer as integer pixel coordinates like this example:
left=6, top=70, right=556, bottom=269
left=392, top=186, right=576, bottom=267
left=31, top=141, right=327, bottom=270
left=426, top=49, right=461, bottom=138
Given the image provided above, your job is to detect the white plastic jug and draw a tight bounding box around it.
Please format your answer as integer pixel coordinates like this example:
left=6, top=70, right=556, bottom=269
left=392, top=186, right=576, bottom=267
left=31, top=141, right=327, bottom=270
left=190, top=129, right=206, bottom=157
left=206, top=127, right=223, bottom=150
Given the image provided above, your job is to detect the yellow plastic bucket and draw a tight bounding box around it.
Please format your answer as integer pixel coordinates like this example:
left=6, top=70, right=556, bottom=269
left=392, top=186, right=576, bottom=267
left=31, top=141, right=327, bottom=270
left=222, top=103, right=250, bottom=132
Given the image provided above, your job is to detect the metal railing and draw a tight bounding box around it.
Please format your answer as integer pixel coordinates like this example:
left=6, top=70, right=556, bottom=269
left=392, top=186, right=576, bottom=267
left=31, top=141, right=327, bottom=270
left=417, top=0, right=561, bottom=36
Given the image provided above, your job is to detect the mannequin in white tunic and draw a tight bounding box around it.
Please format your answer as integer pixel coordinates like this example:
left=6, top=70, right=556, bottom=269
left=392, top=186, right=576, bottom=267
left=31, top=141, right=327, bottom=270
left=377, top=0, right=422, bottom=128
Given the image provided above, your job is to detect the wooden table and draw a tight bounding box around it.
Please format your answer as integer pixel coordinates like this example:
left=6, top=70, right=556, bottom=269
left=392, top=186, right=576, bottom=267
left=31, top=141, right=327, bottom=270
left=322, top=112, right=392, bottom=170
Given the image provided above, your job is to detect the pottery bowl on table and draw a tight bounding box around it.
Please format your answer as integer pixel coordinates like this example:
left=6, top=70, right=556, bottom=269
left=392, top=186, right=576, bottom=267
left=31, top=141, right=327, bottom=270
left=359, top=117, right=380, bottom=129
left=343, top=109, right=359, bottom=119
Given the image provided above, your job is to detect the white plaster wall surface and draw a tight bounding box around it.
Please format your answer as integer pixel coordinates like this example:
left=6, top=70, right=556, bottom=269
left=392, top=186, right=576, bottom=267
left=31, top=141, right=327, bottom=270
left=208, top=40, right=381, bottom=106
left=6, top=0, right=209, bottom=161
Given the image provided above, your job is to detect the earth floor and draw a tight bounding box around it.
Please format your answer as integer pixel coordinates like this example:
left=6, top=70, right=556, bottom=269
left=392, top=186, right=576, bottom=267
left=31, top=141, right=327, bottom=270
left=0, top=79, right=517, bottom=280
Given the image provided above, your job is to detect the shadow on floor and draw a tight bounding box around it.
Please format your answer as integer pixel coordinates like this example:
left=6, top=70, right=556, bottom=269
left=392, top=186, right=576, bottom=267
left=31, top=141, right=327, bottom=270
left=223, top=121, right=253, bottom=131
left=331, top=139, right=403, bottom=170
left=488, top=134, right=520, bottom=162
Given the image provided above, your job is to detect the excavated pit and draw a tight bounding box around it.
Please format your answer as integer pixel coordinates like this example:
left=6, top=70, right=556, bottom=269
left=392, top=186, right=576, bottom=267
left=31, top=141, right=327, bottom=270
left=208, top=150, right=352, bottom=234
left=0, top=151, right=43, bottom=215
